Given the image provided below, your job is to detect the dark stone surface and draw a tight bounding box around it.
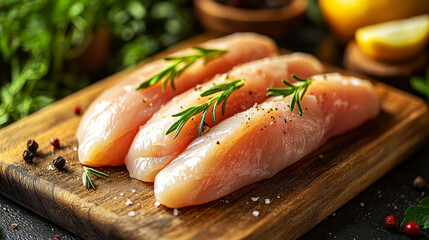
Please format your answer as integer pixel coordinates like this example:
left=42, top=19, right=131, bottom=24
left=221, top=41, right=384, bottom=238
left=0, top=195, right=82, bottom=240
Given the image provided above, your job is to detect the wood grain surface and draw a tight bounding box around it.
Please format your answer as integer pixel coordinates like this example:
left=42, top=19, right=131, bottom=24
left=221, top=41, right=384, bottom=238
left=1, top=33, right=429, bottom=240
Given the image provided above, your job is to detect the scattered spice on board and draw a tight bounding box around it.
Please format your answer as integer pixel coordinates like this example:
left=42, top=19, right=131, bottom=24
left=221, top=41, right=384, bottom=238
left=73, top=105, right=82, bottom=115
left=53, top=156, right=66, bottom=169
left=173, top=208, right=179, bottom=216
left=128, top=211, right=136, bottom=217
left=22, top=150, right=34, bottom=163
left=50, top=138, right=60, bottom=148
left=27, top=139, right=38, bottom=153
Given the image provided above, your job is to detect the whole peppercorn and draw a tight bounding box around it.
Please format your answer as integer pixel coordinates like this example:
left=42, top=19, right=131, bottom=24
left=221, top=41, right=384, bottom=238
left=73, top=105, right=82, bottom=115
left=26, top=139, right=38, bottom=153
left=405, top=222, right=420, bottom=237
left=384, top=215, right=398, bottom=229
left=413, top=176, right=426, bottom=189
left=50, top=138, right=60, bottom=148
left=53, top=156, right=66, bottom=169
left=22, top=150, right=34, bottom=163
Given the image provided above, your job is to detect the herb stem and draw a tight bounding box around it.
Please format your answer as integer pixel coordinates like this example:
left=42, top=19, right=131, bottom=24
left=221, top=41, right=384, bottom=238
left=82, top=166, right=109, bottom=190
left=136, top=47, right=227, bottom=91
left=166, top=78, right=245, bottom=139
left=267, top=75, right=313, bottom=116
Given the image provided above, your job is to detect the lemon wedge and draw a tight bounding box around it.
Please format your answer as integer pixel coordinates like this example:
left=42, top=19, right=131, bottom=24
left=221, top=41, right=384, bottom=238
left=355, top=14, right=429, bottom=62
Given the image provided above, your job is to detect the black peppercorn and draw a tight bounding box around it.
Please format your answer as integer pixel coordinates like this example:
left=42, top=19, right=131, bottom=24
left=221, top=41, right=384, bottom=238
left=53, top=156, right=66, bottom=169
left=22, top=150, right=34, bottom=163
left=26, top=139, right=38, bottom=153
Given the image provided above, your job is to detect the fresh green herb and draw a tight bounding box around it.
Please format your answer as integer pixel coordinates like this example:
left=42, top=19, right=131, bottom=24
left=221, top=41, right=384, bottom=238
left=400, top=196, right=429, bottom=231
left=136, top=47, right=227, bottom=91
left=0, top=0, right=197, bottom=128
left=166, top=78, right=245, bottom=139
left=267, top=75, right=312, bottom=116
left=82, top=166, right=109, bottom=190
left=410, top=66, right=429, bottom=100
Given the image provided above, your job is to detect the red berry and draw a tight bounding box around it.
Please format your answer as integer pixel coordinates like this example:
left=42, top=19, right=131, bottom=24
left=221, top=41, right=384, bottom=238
left=405, top=222, right=420, bottom=237
left=50, top=138, right=60, bottom=148
left=384, top=215, right=398, bottom=229
left=55, top=234, right=59, bottom=238
left=73, top=105, right=82, bottom=115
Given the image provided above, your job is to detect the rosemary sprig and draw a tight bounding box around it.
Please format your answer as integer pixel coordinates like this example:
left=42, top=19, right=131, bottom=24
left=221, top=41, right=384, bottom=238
left=136, top=47, right=227, bottom=91
left=166, top=78, right=245, bottom=139
left=82, top=166, right=109, bottom=190
left=267, top=75, right=313, bottom=116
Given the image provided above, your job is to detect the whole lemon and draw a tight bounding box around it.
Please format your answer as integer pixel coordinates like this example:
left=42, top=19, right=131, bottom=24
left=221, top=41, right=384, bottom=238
left=319, top=0, right=429, bottom=43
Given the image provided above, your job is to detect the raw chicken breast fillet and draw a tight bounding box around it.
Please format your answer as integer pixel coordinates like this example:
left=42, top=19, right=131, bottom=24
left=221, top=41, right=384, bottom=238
left=154, top=73, right=380, bottom=208
left=125, top=53, right=324, bottom=182
left=76, top=33, right=277, bottom=167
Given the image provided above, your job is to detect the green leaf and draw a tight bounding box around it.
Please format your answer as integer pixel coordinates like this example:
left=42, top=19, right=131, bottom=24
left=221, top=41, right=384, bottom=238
left=410, top=77, right=429, bottom=95
left=420, top=196, right=429, bottom=206
left=167, top=78, right=244, bottom=138
left=400, top=205, right=429, bottom=230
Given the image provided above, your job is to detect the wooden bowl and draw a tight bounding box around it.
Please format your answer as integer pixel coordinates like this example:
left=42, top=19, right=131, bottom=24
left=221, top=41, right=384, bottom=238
left=344, top=41, right=427, bottom=78
left=194, top=0, right=308, bottom=38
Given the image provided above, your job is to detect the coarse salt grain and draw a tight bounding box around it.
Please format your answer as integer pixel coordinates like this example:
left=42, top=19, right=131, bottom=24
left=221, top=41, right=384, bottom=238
left=128, top=211, right=135, bottom=217
left=114, top=197, right=117, bottom=200
left=119, top=193, right=124, bottom=196
left=154, top=201, right=161, bottom=207
left=252, top=210, right=260, bottom=217
left=73, top=147, right=78, bottom=151
left=131, top=189, right=136, bottom=193
left=126, top=199, right=133, bottom=206
left=251, top=197, right=259, bottom=201
left=173, top=209, right=179, bottom=216
left=265, top=199, right=271, bottom=204
left=47, top=165, right=54, bottom=171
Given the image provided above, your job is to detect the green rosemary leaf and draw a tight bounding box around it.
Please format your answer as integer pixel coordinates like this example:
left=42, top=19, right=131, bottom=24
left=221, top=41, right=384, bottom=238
left=167, top=78, right=245, bottom=138
left=136, top=47, right=227, bottom=91
left=198, top=107, right=210, bottom=137
left=86, top=168, right=110, bottom=178
left=82, top=166, right=109, bottom=190
left=267, top=75, right=313, bottom=116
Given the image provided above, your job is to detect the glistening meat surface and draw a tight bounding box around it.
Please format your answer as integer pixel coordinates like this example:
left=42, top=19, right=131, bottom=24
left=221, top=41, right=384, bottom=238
left=125, top=53, right=324, bottom=182
left=76, top=33, right=278, bottom=167
left=154, top=73, right=380, bottom=208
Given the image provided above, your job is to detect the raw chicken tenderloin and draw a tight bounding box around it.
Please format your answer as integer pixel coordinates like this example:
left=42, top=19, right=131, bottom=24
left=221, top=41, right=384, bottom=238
left=125, top=53, right=324, bottom=182
left=154, top=73, right=380, bottom=208
left=76, top=33, right=277, bottom=167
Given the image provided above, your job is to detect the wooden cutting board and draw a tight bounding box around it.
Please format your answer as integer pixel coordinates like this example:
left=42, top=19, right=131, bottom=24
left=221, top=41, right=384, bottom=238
left=1, top=32, right=428, bottom=240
